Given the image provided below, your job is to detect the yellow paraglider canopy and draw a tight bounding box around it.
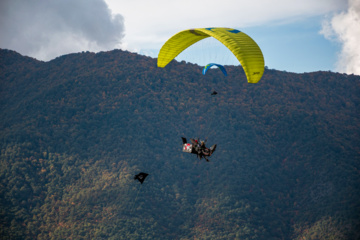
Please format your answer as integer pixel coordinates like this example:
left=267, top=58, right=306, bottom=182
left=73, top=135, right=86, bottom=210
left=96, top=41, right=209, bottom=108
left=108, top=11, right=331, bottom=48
left=157, top=27, right=264, bottom=83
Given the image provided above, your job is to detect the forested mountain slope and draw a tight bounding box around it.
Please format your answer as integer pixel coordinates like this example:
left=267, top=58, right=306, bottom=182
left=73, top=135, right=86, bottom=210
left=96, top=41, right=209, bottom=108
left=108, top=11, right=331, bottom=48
left=1, top=49, right=359, bottom=239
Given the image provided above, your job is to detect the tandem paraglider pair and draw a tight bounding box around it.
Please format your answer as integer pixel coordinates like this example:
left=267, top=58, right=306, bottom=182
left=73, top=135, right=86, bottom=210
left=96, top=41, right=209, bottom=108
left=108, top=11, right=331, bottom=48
left=182, top=137, right=216, bottom=162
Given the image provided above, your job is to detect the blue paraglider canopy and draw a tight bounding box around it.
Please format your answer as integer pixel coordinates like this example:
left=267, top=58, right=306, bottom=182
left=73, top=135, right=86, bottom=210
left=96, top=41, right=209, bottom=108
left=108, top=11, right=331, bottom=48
left=203, top=63, right=227, bottom=76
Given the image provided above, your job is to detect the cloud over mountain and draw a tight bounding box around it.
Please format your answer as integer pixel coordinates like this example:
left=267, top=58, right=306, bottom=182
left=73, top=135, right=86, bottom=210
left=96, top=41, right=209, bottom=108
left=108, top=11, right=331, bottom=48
left=0, top=0, right=125, bottom=61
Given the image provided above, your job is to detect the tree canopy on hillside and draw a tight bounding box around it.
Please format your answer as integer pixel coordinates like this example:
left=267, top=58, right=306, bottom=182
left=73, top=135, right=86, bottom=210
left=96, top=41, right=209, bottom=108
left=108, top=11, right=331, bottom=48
left=1, top=49, right=359, bottom=239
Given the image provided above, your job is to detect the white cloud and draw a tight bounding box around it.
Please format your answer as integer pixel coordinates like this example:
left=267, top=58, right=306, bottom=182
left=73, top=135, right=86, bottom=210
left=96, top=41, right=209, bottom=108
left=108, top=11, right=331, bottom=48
left=0, top=0, right=125, bottom=61
left=1, top=0, right=352, bottom=73
left=320, top=0, right=360, bottom=74
left=105, top=0, right=346, bottom=52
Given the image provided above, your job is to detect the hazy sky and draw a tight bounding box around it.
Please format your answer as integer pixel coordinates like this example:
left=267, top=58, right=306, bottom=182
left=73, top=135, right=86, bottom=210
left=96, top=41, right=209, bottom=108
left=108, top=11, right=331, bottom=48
left=1, top=0, right=359, bottom=74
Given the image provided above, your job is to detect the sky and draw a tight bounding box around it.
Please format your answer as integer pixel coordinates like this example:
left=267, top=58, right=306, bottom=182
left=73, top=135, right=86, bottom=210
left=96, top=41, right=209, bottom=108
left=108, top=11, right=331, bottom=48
left=0, top=0, right=359, bottom=74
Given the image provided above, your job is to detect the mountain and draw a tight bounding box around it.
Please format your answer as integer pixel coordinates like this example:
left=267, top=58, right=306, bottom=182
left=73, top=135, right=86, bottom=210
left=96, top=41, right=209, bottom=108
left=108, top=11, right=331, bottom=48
left=1, top=48, right=359, bottom=240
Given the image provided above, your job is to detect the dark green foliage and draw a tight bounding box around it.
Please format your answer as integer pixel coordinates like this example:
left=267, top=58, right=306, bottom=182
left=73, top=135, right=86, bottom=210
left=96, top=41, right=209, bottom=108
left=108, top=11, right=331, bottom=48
left=1, top=48, right=359, bottom=239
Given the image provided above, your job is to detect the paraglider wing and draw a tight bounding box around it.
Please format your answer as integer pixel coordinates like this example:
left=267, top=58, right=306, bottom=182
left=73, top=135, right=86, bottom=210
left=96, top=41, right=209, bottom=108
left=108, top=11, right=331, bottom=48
left=157, top=27, right=264, bottom=83
left=134, top=172, right=149, bottom=184
left=157, top=29, right=209, bottom=68
left=203, top=63, right=227, bottom=76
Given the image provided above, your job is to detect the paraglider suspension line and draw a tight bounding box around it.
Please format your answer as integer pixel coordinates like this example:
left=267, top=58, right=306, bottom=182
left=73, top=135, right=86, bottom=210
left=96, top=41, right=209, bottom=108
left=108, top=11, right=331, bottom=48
left=130, top=184, right=142, bottom=214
